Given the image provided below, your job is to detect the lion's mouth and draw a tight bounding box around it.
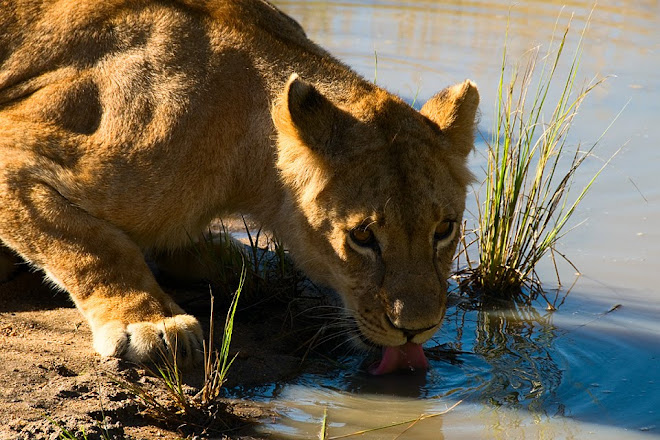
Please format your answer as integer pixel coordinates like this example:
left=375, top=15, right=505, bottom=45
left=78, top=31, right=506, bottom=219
left=367, top=342, right=429, bottom=375
left=348, top=315, right=431, bottom=375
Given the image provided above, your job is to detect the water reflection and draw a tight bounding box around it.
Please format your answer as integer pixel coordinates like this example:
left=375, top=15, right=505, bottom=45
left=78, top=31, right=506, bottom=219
left=230, top=298, right=571, bottom=436
left=337, top=298, right=567, bottom=412
left=470, top=302, right=563, bottom=412
left=234, top=294, right=660, bottom=438
left=306, top=297, right=566, bottom=410
left=274, top=0, right=659, bottom=81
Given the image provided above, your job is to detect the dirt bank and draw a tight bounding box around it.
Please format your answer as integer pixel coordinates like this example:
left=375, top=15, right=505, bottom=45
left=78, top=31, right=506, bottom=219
left=0, top=250, right=336, bottom=440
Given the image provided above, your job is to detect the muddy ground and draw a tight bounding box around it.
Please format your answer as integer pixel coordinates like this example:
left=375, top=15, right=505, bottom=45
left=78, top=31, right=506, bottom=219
left=0, top=230, right=341, bottom=440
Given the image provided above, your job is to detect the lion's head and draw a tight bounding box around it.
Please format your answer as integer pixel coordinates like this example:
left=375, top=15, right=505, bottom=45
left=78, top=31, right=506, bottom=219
left=273, top=74, right=478, bottom=354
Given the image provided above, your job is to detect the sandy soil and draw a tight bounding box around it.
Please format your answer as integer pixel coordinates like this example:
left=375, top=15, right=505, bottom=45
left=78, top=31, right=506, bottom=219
left=0, top=255, right=335, bottom=439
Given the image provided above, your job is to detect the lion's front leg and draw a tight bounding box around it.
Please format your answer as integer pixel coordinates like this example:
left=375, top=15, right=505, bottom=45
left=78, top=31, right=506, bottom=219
left=0, top=165, right=203, bottom=367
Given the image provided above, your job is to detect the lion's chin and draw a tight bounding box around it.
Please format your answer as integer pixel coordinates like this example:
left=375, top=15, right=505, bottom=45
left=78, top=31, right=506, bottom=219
left=368, top=342, right=430, bottom=375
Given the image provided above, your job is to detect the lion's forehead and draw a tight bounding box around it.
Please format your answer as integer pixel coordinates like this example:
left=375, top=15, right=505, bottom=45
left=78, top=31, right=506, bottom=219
left=341, top=153, right=463, bottom=210
left=325, top=164, right=464, bottom=240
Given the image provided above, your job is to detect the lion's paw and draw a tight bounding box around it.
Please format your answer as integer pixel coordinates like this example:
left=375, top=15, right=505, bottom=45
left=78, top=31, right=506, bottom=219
left=93, top=315, right=204, bottom=368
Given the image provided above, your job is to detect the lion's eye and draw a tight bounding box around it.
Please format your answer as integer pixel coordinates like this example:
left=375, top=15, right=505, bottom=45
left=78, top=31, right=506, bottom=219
left=434, top=221, right=455, bottom=242
left=350, top=227, right=377, bottom=248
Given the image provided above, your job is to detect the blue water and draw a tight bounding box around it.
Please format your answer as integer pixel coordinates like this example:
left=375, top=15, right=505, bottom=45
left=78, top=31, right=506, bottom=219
left=229, top=292, right=660, bottom=438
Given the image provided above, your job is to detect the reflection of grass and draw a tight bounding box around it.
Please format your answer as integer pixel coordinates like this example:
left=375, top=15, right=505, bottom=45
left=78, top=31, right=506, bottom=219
left=459, top=8, right=620, bottom=304
left=471, top=300, right=561, bottom=407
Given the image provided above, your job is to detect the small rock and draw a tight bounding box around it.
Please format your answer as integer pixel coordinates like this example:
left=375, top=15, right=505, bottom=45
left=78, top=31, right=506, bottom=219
left=56, top=389, right=81, bottom=399
left=55, top=365, right=78, bottom=377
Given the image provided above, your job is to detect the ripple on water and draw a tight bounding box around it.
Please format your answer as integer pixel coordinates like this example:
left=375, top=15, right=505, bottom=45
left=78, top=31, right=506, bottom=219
left=226, top=294, right=660, bottom=439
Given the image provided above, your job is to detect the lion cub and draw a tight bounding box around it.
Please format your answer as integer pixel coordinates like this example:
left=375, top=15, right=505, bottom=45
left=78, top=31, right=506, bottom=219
left=0, top=0, right=478, bottom=369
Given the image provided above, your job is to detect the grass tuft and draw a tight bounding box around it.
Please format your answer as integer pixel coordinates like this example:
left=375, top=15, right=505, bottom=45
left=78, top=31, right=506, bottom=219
left=458, top=6, right=621, bottom=304
left=48, top=417, right=114, bottom=440
left=198, top=266, right=244, bottom=405
left=112, top=268, right=245, bottom=436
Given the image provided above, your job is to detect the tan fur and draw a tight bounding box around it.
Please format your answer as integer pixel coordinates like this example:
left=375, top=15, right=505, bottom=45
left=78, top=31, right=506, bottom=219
left=0, top=0, right=479, bottom=365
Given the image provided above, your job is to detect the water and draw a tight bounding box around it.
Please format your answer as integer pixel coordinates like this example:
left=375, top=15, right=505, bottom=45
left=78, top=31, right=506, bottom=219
left=233, top=1, right=660, bottom=437
left=231, top=293, right=659, bottom=438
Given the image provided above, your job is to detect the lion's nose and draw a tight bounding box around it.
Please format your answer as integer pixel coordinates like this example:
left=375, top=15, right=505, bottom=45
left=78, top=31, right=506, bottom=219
left=386, top=315, right=438, bottom=340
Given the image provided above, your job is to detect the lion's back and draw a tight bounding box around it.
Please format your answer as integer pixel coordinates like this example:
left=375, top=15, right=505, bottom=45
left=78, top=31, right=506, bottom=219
left=0, top=0, right=308, bottom=71
left=0, top=0, right=322, bottom=248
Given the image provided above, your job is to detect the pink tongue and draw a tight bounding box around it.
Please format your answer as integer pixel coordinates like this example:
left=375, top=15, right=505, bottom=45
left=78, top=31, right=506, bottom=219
left=368, top=342, right=430, bottom=375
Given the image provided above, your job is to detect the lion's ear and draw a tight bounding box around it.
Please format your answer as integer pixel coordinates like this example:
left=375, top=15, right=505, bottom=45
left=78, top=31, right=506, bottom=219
left=273, top=73, right=345, bottom=158
left=420, top=80, right=479, bottom=158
